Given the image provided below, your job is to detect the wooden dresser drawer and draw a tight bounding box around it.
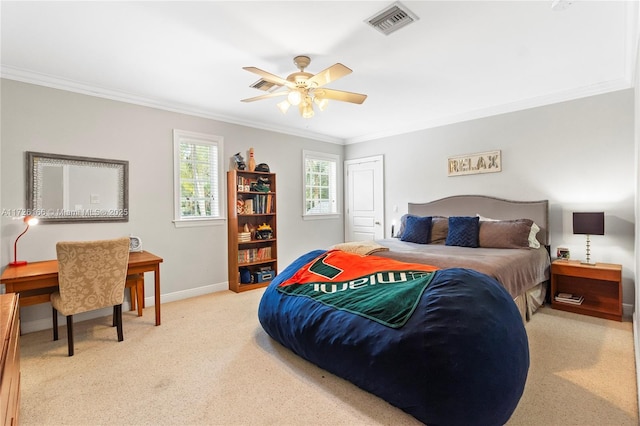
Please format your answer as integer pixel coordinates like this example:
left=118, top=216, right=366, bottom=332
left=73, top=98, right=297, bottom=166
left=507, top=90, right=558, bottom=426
left=1, top=294, right=20, bottom=426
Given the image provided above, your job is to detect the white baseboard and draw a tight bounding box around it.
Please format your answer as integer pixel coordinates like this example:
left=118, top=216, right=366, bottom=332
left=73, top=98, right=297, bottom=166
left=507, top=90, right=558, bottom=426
left=19, top=281, right=230, bottom=334
left=624, top=302, right=635, bottom=318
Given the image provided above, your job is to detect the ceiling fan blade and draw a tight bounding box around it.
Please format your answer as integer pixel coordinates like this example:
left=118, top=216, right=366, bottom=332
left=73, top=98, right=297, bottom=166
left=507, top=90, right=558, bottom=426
left=241, top=91, right=288, bottom=103
left=316, top=88, right=367, bottom=104
left=243, top=66, right=295, bottom=89
left=307, top=63, right=352, bottom=88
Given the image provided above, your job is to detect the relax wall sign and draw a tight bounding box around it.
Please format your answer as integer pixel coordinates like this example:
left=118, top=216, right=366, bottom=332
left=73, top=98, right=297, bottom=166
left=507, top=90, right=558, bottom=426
left=447, top=150, right=501, bottom=177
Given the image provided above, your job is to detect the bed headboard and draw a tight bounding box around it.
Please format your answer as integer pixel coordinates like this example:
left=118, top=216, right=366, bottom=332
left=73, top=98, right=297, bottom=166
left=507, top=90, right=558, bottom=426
left=408, top=195, right=549, bottom=247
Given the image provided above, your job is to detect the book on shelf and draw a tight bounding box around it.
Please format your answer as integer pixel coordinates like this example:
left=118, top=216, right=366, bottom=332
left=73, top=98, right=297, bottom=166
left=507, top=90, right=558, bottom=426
left=250, top=194, right=275, bottom=214
left=555, top=293, right=584, bottom=305
left=237, top=175, right=252, bottom=192
left=238, top=247, right=272, bottom=264
left=244, top=198, right=254, bottom=214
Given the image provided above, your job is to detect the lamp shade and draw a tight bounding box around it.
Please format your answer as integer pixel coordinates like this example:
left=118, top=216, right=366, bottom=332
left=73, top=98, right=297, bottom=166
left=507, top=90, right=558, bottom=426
left=573, top=212, right=604, bottom=235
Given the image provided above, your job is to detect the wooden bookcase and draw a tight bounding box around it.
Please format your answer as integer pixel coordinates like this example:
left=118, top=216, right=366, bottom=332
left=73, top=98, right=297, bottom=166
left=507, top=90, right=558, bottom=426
left=227, top=169, right=277, bottom=292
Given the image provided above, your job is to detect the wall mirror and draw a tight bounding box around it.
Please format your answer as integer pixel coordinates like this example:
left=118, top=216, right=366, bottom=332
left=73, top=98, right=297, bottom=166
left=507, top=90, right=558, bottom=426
left=27, top=151, right=129, bottom=223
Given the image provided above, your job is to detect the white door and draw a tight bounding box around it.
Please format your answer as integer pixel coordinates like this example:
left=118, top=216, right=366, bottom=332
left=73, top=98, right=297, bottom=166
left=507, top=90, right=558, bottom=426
left=345, top=155, right=384, bottom=241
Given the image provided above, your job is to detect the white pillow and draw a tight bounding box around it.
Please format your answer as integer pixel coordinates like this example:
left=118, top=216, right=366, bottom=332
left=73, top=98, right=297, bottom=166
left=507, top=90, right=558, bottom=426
left=528, top=222, right=541, bottom=249
left=477, top=214, right=541, bottom=249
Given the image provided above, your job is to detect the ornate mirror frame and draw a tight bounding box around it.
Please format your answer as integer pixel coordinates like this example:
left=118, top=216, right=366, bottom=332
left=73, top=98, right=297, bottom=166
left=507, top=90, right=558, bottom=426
left=26, top=151, right=129, bottom=223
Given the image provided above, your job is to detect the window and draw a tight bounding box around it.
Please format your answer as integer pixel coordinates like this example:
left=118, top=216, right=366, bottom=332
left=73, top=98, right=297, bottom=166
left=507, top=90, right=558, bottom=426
left=303, top=150, right=340, bottom=219
left=173, top=130, right=224, bottom=226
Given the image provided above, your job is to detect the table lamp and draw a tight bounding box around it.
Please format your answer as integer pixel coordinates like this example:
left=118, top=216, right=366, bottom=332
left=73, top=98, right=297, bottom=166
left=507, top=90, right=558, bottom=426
left=572, top=212, right=604, bottom=266
left=10, top=215, right=39, bottom=266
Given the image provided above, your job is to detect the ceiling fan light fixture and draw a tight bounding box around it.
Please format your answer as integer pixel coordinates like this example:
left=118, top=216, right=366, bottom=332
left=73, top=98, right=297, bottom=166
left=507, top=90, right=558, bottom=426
left=314, top=95, right=329, bottom=111
left=242, top=55, right=367, bottom=119
left=300, top=98, right=315, bottom=118
left=287, top=89, right=302, bottom=106
left=277, top=100, right=290, bottom=114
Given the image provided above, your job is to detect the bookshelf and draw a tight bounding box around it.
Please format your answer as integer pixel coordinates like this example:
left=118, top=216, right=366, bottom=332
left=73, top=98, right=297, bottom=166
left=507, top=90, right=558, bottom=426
left=227, top=169, right=277, bottom=292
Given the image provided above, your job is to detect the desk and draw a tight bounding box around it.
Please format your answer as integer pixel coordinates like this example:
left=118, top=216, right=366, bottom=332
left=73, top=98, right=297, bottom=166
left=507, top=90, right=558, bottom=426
left=0, top=251, right=164, bottom=326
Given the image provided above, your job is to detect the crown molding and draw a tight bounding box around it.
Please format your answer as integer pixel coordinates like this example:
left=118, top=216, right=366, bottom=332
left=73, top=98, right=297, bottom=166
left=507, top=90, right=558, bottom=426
left=0, top=65, right=345, bottom=145
left=2, top=65, right=632, bottom=147
left=345, top=77, right=633, bottom=145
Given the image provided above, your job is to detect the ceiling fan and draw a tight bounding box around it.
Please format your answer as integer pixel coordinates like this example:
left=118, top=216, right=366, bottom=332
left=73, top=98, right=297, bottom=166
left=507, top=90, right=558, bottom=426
left=241, top=55, right=367, bottom=118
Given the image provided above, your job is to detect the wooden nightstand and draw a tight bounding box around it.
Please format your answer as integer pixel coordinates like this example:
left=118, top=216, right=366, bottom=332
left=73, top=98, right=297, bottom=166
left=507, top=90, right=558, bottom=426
left=550, top=259, right=622, bottom=321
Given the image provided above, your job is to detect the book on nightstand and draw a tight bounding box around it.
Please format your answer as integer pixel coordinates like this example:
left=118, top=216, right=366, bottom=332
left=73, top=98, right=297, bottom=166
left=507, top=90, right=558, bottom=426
left=555, top=293, right=584, bottom=305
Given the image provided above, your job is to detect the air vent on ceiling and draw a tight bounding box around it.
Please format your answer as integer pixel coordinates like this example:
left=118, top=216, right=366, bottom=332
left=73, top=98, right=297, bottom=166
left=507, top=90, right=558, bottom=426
left=250, top=79, right=277, bottom=92
left=366, top=1, right=419, bottom=36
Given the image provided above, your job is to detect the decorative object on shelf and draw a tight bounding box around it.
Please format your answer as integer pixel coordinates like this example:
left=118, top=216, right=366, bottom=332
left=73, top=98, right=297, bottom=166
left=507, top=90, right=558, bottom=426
left=10, top=215, right=39, bottom=266
left=248, top=147, right=256, bottom=172
left=250, top=176, right=271, bottom=192
left=255, top=223, right=273, bottom=240
left=129, top=235, right=143, bottom=252
left=236, top=199, right=245, bottom=214
left=240, top=267, right=252, bottom=284
left=233, top=152, right=246, bottom=170
left=556, top=247, right=570, bottom=259
left=255, top=163, right=270, bottom=172
left=241, top=55, right=367, bottom=119
left=573, top=212, right=604, bottom=265
left=253, top=269, right=274, bottom=283
left=447, top=150, right=501, bottom=177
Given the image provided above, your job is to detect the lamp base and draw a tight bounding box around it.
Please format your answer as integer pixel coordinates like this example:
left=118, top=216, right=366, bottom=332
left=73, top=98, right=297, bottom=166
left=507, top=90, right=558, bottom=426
left=580, top=261, right=597, bottom=266
left=9, top=260, right=27, bottom=267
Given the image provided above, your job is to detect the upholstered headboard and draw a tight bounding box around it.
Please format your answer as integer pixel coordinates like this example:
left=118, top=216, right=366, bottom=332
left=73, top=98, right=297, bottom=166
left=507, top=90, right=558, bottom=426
left=408, top=195, right=549, bottom=247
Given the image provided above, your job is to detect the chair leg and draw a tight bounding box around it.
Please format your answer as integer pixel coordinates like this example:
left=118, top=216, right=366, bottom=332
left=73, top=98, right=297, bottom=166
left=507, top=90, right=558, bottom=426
left=136, top=279, right=144, bottom=317
left=66, top=315, right=74, bottom=357
left=115, top=304, right=124, bottom=342
left=52, top=307, right=59, bottom=341
left=129, top=286, right=137, bottom=312
left=126, top=274, right=144, bottom=316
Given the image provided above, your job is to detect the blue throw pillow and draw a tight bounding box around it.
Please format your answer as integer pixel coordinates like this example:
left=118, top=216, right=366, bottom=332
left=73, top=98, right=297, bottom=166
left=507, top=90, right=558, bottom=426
left=446, top=216, right=480, bottom=248
left=400, top=215, right=432, bottom=244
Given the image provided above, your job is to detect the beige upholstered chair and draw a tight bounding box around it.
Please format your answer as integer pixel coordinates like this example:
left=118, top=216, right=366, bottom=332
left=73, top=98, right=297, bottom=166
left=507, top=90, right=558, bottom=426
left=51, top=237, right=130, bottom=356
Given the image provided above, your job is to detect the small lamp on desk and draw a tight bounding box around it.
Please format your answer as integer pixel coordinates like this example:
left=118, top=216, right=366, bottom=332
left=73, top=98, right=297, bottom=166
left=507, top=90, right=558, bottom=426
left=10, top=215, right=39, bottom=266
left=573, top=212, right=604, bottom=266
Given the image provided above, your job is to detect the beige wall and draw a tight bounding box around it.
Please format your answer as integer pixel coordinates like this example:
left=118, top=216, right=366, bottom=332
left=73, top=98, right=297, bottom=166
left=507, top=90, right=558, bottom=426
left=346, top=89, right=636, bottom=312
left=1, top=79, right=345, bottom=332
left=2, top=78, right=637, bottom=331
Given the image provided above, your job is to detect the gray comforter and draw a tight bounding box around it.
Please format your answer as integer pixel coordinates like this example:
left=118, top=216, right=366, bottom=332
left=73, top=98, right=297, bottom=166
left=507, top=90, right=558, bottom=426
left=375, top=238, right=550, bottom=298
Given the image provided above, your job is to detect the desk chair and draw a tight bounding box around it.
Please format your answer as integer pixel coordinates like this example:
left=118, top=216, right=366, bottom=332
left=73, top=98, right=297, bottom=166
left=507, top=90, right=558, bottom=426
left=51, top=237, right=130, bottom=356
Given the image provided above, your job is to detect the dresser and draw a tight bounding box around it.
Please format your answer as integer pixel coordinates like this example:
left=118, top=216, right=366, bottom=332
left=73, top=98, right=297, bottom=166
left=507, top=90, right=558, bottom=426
left=0, top=293, right=20, bottom=426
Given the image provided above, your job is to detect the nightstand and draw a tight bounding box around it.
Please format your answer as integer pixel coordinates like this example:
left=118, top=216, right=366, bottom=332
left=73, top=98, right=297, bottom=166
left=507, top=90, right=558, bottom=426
left=550, top=259, right=622, bottom=321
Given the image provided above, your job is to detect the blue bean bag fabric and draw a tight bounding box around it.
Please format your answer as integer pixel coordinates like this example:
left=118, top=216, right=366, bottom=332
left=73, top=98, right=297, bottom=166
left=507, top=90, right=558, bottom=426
left=258, top=250, right=529, bottom=425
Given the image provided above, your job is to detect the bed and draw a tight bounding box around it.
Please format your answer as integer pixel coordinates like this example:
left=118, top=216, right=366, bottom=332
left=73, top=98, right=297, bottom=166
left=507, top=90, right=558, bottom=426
left=376, top=195, right=551, bottom=322
left=258, top=196, right=549, bottom=425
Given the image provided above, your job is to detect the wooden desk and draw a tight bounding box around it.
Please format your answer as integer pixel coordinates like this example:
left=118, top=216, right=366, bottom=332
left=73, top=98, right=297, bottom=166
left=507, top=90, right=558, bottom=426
left=0, top=251, right=164, bottom=326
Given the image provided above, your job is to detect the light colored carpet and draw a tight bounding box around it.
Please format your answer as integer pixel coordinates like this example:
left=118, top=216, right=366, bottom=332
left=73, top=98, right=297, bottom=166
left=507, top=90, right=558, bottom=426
left=18, top=289, right=637, bottom=425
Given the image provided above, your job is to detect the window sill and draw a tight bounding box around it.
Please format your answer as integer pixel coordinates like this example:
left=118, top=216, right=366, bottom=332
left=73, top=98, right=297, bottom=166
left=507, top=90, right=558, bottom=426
left=173, top=217, right=225, bottom=228
left=302, top=214, right=341, bottom=221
